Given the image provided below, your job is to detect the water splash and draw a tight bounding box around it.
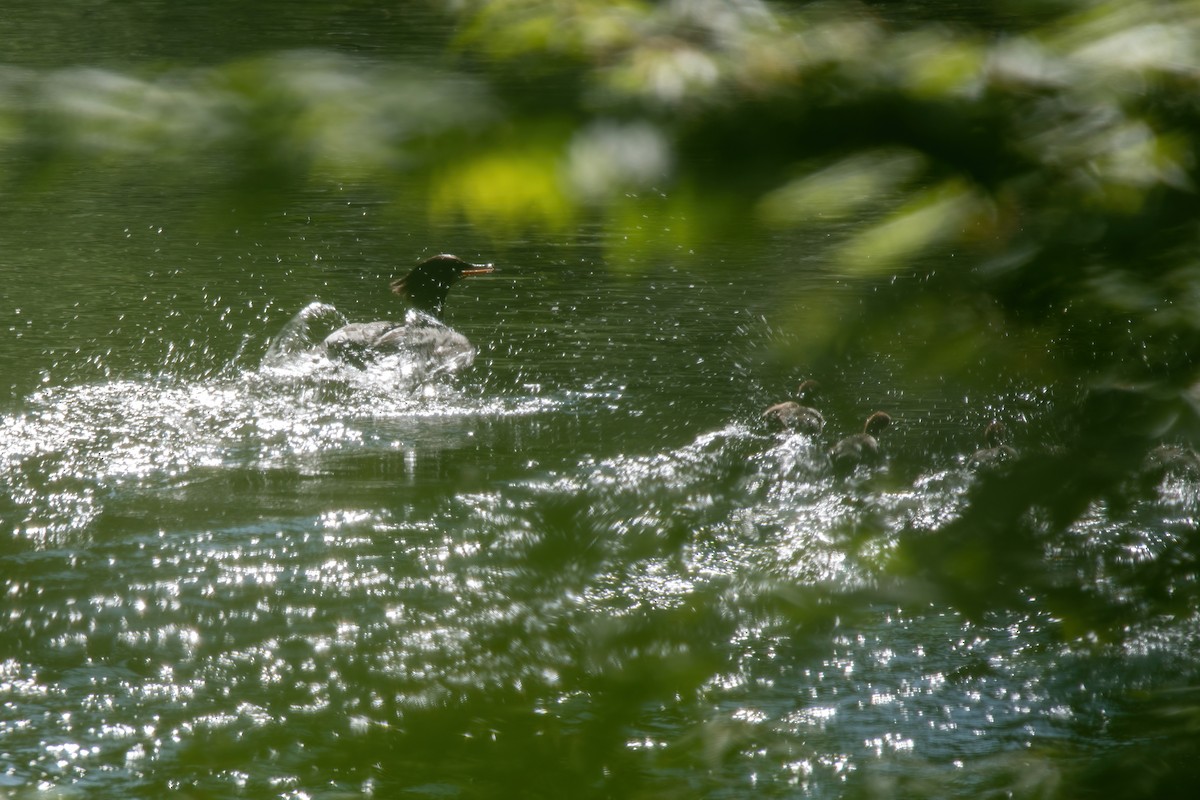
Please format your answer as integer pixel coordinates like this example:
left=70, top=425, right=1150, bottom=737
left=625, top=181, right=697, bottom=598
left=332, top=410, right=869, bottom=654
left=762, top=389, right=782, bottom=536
left=263, top=301, right=483, bottom=388
left=1, top=303, right=551, bottom=542
left=260, top=300, right=347, bottom=367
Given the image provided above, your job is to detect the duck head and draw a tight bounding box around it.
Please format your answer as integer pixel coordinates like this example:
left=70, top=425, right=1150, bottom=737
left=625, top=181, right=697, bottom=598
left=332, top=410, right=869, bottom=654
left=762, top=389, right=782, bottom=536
left=389, top=254, right=495, bottom=319
left=795, top=379, right=821, bottom=402
left=864, top=411, right=892, bottom=436
left=982, top=421, right=1008, bottom=447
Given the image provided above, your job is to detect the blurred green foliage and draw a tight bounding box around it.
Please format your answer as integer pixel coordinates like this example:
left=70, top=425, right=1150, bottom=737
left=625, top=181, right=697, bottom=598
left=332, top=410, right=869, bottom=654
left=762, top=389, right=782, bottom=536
left=6, top=1, right=1199, bottom=393
left=441, top=0, right=1200, bottom=640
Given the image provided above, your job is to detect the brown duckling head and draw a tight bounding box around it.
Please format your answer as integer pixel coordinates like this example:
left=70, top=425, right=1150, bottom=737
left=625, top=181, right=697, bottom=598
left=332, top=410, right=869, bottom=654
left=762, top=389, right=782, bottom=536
left=982, top=420, right=1009, bottom=447
left=863, top=411, right=892, bottom=437
left=795, top=379, right=820, bottom=402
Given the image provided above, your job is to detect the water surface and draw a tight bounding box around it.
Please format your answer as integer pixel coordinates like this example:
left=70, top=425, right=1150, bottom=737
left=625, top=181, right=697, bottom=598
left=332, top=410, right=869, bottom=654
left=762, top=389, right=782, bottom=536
left=3, top=3, right=1199, bottom=798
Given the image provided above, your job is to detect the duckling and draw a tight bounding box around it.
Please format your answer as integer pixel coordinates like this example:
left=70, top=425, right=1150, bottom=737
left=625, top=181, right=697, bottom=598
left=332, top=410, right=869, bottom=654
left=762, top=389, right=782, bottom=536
left=762, top=379, right=824, bottom=434
left=967, top=421, right=1018, bottom=473
left=1135, top=443, right=1200, bottom=493
left=829, top=411, right=891, bottom=474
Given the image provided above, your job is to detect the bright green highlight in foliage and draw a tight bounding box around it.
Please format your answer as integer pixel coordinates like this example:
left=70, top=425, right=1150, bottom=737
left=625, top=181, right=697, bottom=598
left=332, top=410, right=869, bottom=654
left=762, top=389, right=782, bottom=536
left=756, top=149, right=927, bottom=226
left=431, top=139, right=574, bottom=230
left=835, top=179, right=985, bottom=277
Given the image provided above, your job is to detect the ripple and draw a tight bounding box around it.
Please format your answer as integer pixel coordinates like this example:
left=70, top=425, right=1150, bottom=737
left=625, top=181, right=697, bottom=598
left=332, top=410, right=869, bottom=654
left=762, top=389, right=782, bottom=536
left=1, top=331, right=558, bottom=542
left=4, top=366, right=1200, bottom=797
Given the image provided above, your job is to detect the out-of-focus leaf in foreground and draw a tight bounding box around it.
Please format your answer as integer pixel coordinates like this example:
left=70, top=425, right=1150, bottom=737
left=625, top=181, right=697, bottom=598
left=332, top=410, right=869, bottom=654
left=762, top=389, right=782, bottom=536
left=440, top=5, right=1200, bottom=787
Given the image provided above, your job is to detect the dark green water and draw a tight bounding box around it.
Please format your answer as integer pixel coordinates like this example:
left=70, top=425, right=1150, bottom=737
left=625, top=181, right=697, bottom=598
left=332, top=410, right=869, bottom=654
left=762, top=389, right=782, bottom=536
left=3, top=3, right=1199, bottom=798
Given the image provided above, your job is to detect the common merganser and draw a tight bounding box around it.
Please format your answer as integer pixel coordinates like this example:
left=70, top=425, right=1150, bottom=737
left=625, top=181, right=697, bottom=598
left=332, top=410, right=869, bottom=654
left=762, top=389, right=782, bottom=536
left=321, top=253, right=494, bottom=366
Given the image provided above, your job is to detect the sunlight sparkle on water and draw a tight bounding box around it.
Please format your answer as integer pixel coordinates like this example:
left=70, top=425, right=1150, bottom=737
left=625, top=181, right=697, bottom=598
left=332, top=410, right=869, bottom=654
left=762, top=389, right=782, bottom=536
left=4, top=219, right=1199, bottom=799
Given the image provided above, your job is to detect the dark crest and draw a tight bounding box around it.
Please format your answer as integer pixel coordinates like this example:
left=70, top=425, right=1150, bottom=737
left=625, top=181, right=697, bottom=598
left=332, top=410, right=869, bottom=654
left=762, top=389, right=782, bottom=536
left=389, top=254, right=494, bottom=319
